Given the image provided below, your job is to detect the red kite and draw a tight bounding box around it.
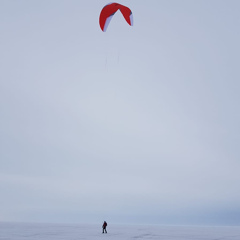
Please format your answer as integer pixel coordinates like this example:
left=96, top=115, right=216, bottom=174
left=99, top=3, right=133, bottom=32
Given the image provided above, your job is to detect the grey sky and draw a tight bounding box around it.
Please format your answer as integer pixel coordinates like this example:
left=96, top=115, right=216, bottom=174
left=0, top=0, right=240, bottom=225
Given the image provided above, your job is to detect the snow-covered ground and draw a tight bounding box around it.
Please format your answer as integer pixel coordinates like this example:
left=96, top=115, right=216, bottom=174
left=0, top=222, right=240, bottom=240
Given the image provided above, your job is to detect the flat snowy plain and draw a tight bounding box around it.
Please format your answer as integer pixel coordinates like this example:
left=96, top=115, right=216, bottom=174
left=1, top=222, right=240, bottom=240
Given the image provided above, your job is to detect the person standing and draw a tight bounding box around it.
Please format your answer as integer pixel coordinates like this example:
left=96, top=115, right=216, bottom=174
left=102, top=221, right=107, bottom=233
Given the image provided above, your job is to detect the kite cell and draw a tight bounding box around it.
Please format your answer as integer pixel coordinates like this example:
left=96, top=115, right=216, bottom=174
left=99, top=3, right=133, bottom=32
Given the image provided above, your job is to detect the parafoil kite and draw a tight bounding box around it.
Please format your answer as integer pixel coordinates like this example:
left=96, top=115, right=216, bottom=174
left=99, top=3, right=133, bottom=32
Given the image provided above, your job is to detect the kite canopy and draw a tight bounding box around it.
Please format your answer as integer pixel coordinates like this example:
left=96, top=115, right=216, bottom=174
left=99, top=3, right=133, bottom=32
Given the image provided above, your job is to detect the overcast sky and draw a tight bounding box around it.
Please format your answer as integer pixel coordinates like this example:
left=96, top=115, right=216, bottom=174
left=0, top=0, right=240, bottom=226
